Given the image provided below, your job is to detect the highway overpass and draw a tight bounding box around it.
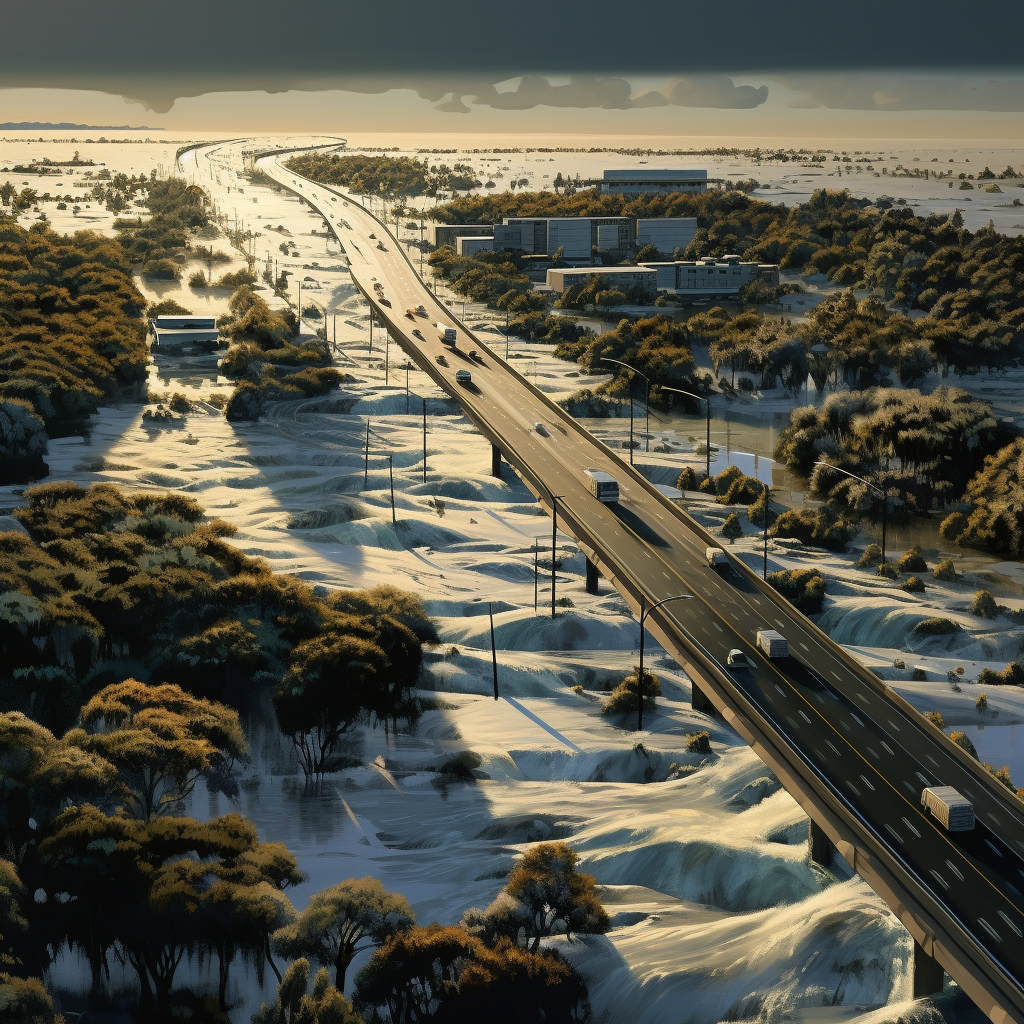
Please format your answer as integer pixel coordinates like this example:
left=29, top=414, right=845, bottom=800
left=251, top=147, right=1024, bottom=1024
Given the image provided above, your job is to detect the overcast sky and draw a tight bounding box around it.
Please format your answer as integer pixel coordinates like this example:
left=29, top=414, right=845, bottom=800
left=1, top=0, right=1022, bottom=135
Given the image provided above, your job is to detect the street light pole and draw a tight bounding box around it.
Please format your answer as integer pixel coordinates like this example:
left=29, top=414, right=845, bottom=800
left=601, top=358, right=649, bottom=467
left=763, top=481, right=770, bottom=580
left=661, top=386, right=715, bottom=480
left=637, top=593, right=693, bottom=731
left=547, top=492, right=566, bottom=619
left=814, top=462, right=887, bottom=564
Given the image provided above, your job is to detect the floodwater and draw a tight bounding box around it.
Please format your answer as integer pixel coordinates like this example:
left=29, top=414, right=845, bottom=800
left=962, top=723, right=1024, bottom=785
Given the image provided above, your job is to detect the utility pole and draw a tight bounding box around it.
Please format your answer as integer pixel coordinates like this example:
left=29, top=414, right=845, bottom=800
left=363, top=423, right=369, bottom=489
left=388, top=454, right=396, bottom=525
left=534, top=541, right=539, bottom=614
left=489, top=603, right=499, bottom=700
left=422, top=398, right=427, bottom=483
left=548, top=493, right=565, bottom=619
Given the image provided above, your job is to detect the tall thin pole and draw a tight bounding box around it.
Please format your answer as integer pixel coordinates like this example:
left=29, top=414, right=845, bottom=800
left=628, top=378, right=634, bottom=466
left=534, top=541, right=539, bottom=614
left=389, top=455, right=396, bottom=525
left=645, top=380, right=650, bottom=452
left=705, top=398, right=712, bottom=478
left=489, top=603, right=499, bottom=701
left=505, top=310, right=510, bottom=360
left=363, top=423, right=369, bottom=489
left=369, top=312, right=373, bottom=354
left=406, top=365, right=410, bottom=415
left=551, top=498, right=558, bottom=619
left=422, top=398, right=427, bottom=483
left=763, top=481, right=770, bottom=580
left=880, top=474, right=888, bottom=565
left=385, top=332, right=390, bottom=380
left=638, top=596, right=647, bottom=732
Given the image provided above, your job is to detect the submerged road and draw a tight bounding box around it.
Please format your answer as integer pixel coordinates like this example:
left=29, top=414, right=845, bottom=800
left=257, top=150, right=1024, bottom=1023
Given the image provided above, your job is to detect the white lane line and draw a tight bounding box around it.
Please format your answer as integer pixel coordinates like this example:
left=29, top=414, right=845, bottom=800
left=901, top=817, right=921, bottom=837
left=929, top=869, right=949, bottom=889
left=946, top=860, right=964, bottom=881
left=999, top=912, right=1023, bottom=937
left=886, top=823, right=904, bottom=843
left=859, top=774, right=876, bottom=791
left=978, top=918, right=1003, bottom=943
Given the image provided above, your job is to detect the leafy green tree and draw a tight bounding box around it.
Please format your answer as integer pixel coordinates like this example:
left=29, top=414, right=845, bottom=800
left=721, top=513, right=743, bottom=543
left=602, top=668, right=660, bottom=718
left=273, top=632, right=387, bottom=787
left=972, top=590, right=999, bottom=619
left=67, top=679, right=247, bottom=819
left=272, top=877, right=414, bottom=989
left=254, top=959, right=363, bottom=1024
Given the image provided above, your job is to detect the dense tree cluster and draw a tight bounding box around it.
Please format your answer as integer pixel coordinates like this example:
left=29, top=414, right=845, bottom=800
left=285, top=153, right=481, bottom=198
left=113, top=177, right=211, bottom=266
left=217, top=287, right=340, bottom=420
left=0, top=483, right=435, bottom=780
left=428, top=246, right=545, bottom=312
left=776, top=387, right=1007, bottom=521
left=0, top=223, right=148, bottom=482
left=1, top=681, right=302, bottom=1017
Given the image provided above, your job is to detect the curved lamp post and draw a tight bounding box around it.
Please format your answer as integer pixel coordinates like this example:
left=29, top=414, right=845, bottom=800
left=637, top=593, right=693, bottom=731
left=600, top=358, right=650, bottom=463
left=661, top=386, right=715, bottom=479
left=814, top=461, right=887, bottom=564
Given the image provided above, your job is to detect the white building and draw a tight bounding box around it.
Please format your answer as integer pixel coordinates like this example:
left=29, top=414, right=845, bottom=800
left=600, top=169, right=707, bottom=194
left=152, top=314, right=219, bottom=347
left=638, top=255, right=779, bottom=295
left=546, top=266, right=658, bottom=296
left=457, top=236, right=494, bottom=257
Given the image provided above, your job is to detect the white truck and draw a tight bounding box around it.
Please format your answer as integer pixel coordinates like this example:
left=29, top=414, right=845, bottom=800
left=756, top=629, right=789, bottom=659
left=706, top=546, right=729, bottom=568
left=584, top=469, right=619, bottom=504
left=920, top=786, right=975, bottom=831
left=435, top=322, right=457, bottom=346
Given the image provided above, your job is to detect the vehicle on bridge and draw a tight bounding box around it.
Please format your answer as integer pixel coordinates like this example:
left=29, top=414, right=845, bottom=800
left=436, top=323, right=458, bottom=346
left=407, top=305, right=427, bottom=317
left=922, top=786, right=975, bottom=831
left=756, top=630, right=789, bottom=658
left=455, top=369, right=473, bottom=387
left=726, top=649, right=753, bottom=668
left=412, top=329, right=423, bottom=339
left=584, top=469, right=620, bottom=504
left=706, top=546, right=729, bottom=568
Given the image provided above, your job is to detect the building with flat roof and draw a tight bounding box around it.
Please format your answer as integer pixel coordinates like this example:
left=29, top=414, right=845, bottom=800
left=152, top=314, right=219, bottom=347
left=457, top=236, right=494, bottom=257
left=636, top=217, right=697, bottom=255
left=639, top=255, right=779, bottom=295
left=494, top=217, right=633, bottom=259
left=546, top=266, right=658, bottom=297
left=599, top=169, right=707, bottom=195
left=430, top=224, right=493, bottom=249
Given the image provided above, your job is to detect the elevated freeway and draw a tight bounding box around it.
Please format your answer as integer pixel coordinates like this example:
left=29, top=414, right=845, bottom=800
left=258, top=150, right=1024, bottom=1023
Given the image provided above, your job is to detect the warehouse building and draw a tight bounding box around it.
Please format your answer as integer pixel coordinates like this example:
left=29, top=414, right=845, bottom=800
left=639, top=255, right=779, bottom=294
left=546, top=266, right=658, bottom=297
left=598, top=169, right=708, bottom=194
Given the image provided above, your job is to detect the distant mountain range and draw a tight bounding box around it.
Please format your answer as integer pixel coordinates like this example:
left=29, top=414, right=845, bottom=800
left=0, top=122, right=162, bottom=131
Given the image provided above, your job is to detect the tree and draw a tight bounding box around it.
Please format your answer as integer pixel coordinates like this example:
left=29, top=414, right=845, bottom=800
left=254, top=960, right=363, bottom=1024
left=721, top=513, right=743, bottom=543
left=354, top=924, right=481, bottom=1024
left=972, top=590, right=999, bottom=619
left=602, top=668, right=660, bottom=718
left=273, top=877, right=414, bottom=990
left=500, top=842, right=609, bottom=952
left=0, top=399, right=48, bottom=485
left=67, top=680, right=247, bottom=819
left=273, top=631, right=387, bottom=787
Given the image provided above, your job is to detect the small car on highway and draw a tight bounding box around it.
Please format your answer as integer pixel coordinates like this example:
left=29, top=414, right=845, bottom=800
left=412, top=329, right=423, bottom=339
left=435, top=354, right=448, bottom=366
left=726, top=649, right=753, bottom=668
left=455, top=369, right=473, bottom=387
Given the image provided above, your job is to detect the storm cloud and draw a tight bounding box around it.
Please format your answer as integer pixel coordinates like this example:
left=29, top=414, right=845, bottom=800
left=0, top=0, right=1020, bottom=111
left=785, top=75, right=1024, bottom=112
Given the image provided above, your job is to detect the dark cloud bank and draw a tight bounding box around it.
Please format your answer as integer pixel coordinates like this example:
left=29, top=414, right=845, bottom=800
left=0, top=0, right=1020, bottom=112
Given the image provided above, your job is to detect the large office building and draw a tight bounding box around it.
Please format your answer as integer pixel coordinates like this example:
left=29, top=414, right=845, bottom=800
left=546, top=266, right=658, bottom=297
left=636, top=217, right=697, bottom=254
left=431, top=224, right=494, bottom=249
left=599, top=169, right=708, bottom=195
left=493, top=217, right=634, bottom=259
left=639, top=255, right=779, bottom=294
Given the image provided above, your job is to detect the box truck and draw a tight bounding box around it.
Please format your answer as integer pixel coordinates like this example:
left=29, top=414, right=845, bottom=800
left=921, top=786, right=975, bottom=831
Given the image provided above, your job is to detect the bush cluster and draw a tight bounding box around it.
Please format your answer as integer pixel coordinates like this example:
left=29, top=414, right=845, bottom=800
left=766, top=568, right=827, bottom=614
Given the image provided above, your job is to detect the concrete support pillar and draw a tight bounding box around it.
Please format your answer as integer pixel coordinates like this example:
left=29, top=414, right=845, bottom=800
left=808, top=819, right=835, bottom=868
left=490, top=443, right=502, bottom=479
left=585, top=557, right=600, bottom=595
left=912, top=941, right=945, bottom=997
left=691, top=681, right=716, bottom=715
